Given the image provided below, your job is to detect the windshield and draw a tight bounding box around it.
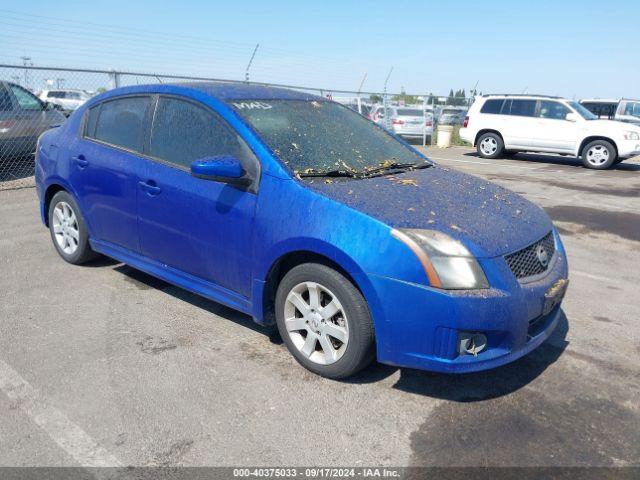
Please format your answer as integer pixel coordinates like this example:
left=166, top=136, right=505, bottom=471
left=568, top=101, right=598, bottom=120
left=624, top=102, right=640, bottom=118
left=231, top=100, right=429, bottom=175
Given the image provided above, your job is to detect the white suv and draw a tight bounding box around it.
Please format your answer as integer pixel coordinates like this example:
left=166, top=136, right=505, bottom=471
left=459, top=95, right=640, bottom=169
left=38, top=89, right=91, bottom=115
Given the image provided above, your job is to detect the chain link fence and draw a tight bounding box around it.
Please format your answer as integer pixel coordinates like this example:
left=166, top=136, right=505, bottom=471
left=0, top=64, right=474, bottom=189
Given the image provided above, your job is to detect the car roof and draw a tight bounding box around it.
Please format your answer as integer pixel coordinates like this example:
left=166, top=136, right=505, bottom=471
left=481, top=94, right=564, bottom=100
left=580, top=98, right=619, bottom=103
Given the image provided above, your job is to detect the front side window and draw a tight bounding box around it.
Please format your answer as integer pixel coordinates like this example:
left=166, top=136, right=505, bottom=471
left=231, top=99, right=428, bottom=174
left=10, top=85, right=43, bottom=111
left=567, top=101, right=597, bottom=120
left=91, top=96, right=151, bottom=152
left=508, top=99, right=536, bottom=117
left=150, top=97, right=256, bottom=171
left=538, top=101, right=570, bottom=120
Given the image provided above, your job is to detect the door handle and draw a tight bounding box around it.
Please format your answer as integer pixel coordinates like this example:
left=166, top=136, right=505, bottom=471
left=72, top=154, right=88, bottom=168
left=138, top=180, right=161, bottom=196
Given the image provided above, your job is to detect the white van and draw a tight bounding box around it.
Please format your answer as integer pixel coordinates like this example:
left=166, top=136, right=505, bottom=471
left=580, top=99, right=640, bottom=126
left=459, top=95, right=640, bottom=169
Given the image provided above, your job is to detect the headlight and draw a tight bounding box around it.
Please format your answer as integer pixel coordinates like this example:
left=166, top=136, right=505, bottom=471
left=392, top=229, right=489, bottom=289
left=623, top=131, right=640, bottom=140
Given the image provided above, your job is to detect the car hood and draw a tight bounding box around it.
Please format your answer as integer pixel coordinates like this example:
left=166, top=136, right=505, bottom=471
left=585, top=119, right=640, bottom=133
left=306, top=166, right=553, bottom=258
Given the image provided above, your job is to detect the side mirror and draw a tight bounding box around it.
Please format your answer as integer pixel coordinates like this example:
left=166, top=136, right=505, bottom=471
left=190, top=156, right=251, bottom=186
left=565, top=112, right=579, bottom=122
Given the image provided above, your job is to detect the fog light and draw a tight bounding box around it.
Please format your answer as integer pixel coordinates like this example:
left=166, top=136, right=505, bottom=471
left=458, top=332, right=487, bottom=356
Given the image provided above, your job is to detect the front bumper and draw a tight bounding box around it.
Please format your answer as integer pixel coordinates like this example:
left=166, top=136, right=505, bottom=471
left=367, top=244, right=569, bottom=373
left=618, top=139, right=640, bottom=159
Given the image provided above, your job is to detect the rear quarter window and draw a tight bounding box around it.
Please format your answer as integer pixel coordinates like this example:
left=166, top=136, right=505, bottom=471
left=480, top=99, right=504, bottom=114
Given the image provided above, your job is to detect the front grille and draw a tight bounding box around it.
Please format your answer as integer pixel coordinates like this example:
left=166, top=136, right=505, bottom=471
left=504, top=232, right=555, bottom=281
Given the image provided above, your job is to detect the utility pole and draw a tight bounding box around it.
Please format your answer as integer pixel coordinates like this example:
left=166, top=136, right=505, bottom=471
left=245, top=43, right=260, bottom=82
left=357, top=72, right=367, bottom=115
left=20, top=56, right=32, bottom=88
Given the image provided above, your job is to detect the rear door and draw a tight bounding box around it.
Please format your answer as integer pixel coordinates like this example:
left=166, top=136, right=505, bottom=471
left=499, top=99, right=538, bottom=148
left=137, top=95, right=259, bottom=297
left=68, top=95, right=152, bottom=251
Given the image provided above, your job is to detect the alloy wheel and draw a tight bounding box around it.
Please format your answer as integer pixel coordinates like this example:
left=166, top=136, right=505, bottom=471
left=480, top=137, right=498, bottom=156
left=283, top=281, right=349, bottom=365
left=586, top=145, right=610, bottom=166
left=52, top=201, right=80, bottom=255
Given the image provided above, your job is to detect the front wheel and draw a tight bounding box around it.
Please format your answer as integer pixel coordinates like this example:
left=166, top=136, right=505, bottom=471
left=477, top=132, right=504, bottom=159
left=48, top=191, right=99, bottom=264
left=275, top=263, right=375, bottom=379
left=581, top=140, right=617, bottom=169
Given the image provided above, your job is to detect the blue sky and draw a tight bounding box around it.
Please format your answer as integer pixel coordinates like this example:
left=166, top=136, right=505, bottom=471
left=1, top=0, right=638, bottom=98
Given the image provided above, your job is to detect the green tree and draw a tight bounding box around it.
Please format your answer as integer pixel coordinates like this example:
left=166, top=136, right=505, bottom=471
left=369, top=94, right=383, bottom=103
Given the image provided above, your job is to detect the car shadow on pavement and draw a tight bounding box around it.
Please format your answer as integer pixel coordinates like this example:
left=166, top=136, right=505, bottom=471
left=109, top=262, right=569, bottom=397
left=348, top=312, right=569, bottom=401
left=463, top=151, right=640, bottom=171
left=112, top=264, right=275, bottom=338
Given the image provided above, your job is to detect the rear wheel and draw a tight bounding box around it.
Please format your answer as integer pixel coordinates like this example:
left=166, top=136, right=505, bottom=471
left=477, top=132, right=504, bottom=159
left=48, top=191, right=99, bottom=264
left=275, top=263, right=375, bottom=379
left=581, top=140, right=617, bottom=169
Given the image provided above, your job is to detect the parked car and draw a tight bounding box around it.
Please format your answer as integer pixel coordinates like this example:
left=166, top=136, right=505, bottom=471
left=36, top=83, right=569, bottom=379
left=0, top=81, right=66, bottom=160
left=438, top=107, right=467, bottom=125
left=579, top=98, right=640, bottom=126
left=460, top=94, right=640, bottom=169
left=368, top=104, right=388, bottom=126
left=38, top=89, right=92, bottom=115
left=388, top=106, right=433, bottom=140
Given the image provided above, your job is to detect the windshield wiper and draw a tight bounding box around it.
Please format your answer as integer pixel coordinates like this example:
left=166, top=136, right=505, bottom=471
left=361, top=162, right=432, bottom=177
left=297, top=169, right=357, bottom=178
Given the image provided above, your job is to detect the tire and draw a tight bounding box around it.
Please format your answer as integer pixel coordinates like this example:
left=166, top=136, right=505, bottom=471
left=581, top=140, right=617, bottom=169
left=477, top=132, right=504, bottom=159
left=48, top=190, right=99, bottom=264
left=275, top=263, right=375, bottom=379
left=613, top=158, right=625, bottom=165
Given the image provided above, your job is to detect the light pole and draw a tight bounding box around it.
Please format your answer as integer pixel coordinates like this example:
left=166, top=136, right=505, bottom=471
left=383, top=67, right=393, bottom=128
left=20, top=56, right=32, bottom=88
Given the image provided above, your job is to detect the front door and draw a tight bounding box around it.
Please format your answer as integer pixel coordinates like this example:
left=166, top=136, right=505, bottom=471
left=531, top=100, right=578, bottom=152
left=137, top=96, right=259, bottom=297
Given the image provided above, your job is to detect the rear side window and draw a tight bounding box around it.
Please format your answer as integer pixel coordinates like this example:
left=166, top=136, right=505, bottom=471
left=507, top=100, right=536, bottom=117
left=480, top=99, right=504, bottom=114
left=149, top=96, right=256, bottom=171
left=396, top=108, right=423, bottom=116
left=91, top=96, right=151, bottom=152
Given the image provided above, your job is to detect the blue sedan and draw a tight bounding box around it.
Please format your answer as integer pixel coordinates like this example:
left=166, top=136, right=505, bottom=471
left=35, top=83, right=568, bottom=379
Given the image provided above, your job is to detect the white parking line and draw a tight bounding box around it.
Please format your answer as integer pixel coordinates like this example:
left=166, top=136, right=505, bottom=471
left=571, top=270, right=627, bottom=286
left=0, top=357, right=122, bottom=467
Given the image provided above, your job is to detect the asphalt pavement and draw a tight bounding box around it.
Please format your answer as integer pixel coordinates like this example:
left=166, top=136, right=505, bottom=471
left=0, top=147, right=638, bottom=469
